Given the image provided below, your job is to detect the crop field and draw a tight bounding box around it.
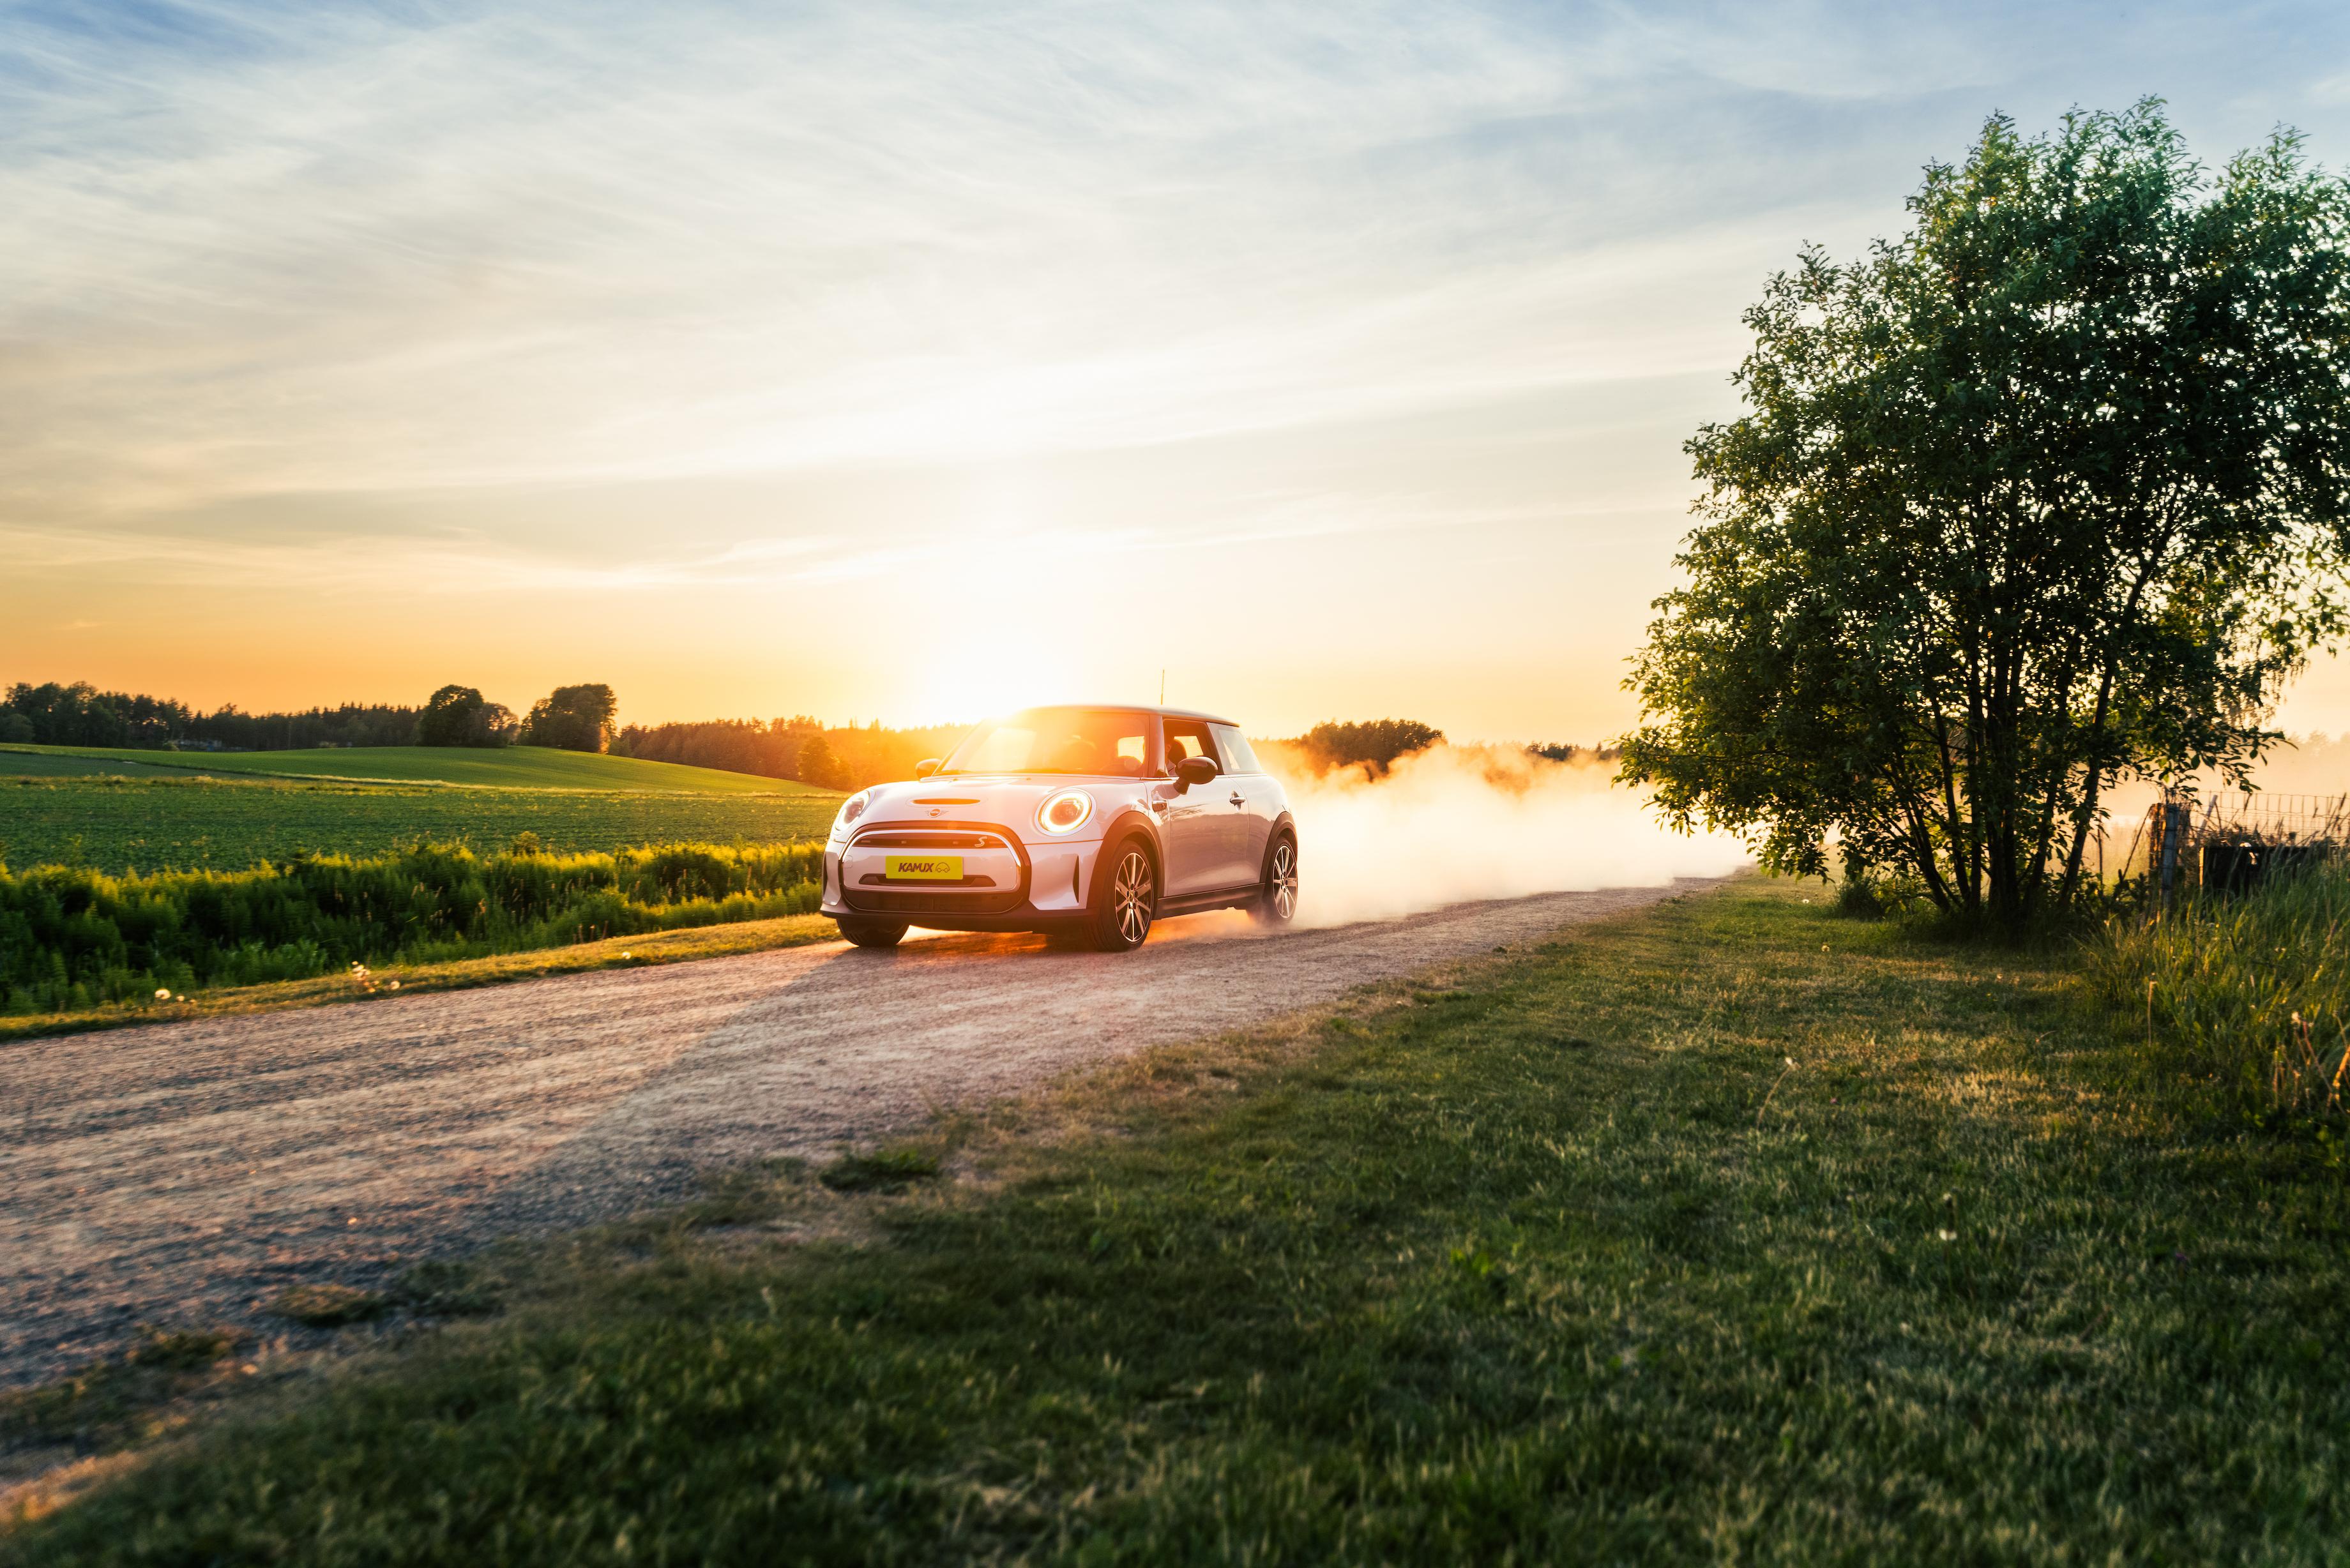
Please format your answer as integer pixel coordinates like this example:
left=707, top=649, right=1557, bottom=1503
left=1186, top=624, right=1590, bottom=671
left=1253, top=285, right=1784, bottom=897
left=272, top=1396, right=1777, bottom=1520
left=0, top=743, right=816, bottom=794
left=0, top=777, right=840, bottom=875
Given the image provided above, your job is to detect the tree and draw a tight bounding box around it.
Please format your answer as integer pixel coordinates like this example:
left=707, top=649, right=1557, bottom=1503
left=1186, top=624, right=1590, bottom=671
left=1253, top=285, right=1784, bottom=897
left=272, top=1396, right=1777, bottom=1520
left=1296, top=719, right=1444, bottom=776
left=794, top=730, right=845, bottom=790
left=1620, top=103, right=2350, bottom=932
left=414, top=685, right=517, bottom=748
left=522, top=684, right=618, bottom=754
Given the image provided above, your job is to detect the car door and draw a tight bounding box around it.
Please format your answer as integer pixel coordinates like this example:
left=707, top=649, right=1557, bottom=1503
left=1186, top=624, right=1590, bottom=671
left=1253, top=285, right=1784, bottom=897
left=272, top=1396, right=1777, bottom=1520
left=1211, top=723, right=1277, bottom=884
left=1156, top=719, right=1226, bottom=896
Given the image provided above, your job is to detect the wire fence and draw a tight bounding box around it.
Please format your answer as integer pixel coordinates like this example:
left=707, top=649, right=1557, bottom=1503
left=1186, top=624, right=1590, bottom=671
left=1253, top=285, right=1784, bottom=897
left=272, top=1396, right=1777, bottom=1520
left=2095, top=790, right=2350, bottom=903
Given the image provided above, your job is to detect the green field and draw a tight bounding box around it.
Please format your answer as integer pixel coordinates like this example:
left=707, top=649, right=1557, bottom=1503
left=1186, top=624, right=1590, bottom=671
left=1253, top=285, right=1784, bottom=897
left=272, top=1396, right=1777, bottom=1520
left=13, top=878, right=2346, bottom=1562
left=0, top=743, right=815, bottom=794
left=0, top=777, right=839, bottom=873
left=0, top=751, right=202, bottom=779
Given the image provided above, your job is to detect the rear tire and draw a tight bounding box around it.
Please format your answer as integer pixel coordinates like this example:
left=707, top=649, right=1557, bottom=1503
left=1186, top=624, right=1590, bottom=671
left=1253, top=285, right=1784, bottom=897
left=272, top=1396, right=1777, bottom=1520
left=1084, top=837, right=1157, bottom=952
left=1254, top=832, right=1299, bottom=927
left=837, top=917, right=908, bottom=949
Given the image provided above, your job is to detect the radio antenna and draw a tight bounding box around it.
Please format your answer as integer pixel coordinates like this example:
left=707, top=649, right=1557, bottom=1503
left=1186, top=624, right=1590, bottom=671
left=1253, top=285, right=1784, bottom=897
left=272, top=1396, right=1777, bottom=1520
left=1160, top=668, right=1166, bottom=705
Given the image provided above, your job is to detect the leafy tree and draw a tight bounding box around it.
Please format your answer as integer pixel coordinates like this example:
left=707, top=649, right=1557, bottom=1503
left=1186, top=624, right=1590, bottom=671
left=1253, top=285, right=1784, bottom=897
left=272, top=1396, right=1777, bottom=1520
left=521, top=684, right=618, bottom=754
left=794, top=730, right=845, bottom=791
left=1621, top=103, right=2350, bottom=932
left=414, top=686, right=517, bottom=748
left=1296, top=719, right=1444, bottom=777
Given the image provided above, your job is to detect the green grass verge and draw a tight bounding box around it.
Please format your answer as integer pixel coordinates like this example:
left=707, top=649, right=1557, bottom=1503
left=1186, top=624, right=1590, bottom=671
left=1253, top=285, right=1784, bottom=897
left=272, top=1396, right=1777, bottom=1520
left=0, top=776, right=840, bottom=874
left=0, top=914, right=841, bottom=1044
left=10, top=879, right=2347, bottom=1560
left=2085, top=859, right=2350, bottom=1130
left=0, top=743, right=817, bottom=794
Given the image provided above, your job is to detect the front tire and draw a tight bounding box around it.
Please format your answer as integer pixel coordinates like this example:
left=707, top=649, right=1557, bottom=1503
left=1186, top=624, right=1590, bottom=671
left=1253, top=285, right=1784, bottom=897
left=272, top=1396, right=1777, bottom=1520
left=1084, top=837, right=1157, bottom=951
left=1254, top=833, right=1299, bottom=927
left=837, top=917, right=908, bottom=949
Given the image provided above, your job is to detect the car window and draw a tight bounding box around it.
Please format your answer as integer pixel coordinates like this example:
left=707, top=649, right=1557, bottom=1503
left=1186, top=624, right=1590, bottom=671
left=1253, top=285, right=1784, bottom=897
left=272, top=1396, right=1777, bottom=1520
left=1162, top=719, right=1220, bottom=773
left=943, top=709, right=1152, bottom=776
left=1209, top=724, right=1261, bottom=774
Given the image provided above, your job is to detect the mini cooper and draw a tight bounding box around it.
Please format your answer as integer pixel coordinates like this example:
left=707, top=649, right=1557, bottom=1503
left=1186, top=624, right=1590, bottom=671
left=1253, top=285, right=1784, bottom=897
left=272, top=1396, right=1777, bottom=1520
left=822, top=704, right=1299, bottom=951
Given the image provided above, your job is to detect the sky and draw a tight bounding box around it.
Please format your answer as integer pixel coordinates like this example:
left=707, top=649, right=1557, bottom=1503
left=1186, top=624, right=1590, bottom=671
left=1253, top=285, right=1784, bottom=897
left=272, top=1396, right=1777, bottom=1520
left=8, top=0, right=2350, bottom=742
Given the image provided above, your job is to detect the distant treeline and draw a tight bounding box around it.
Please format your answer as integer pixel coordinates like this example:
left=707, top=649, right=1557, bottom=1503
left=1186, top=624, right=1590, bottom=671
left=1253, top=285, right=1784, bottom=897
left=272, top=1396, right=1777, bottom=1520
left=614, top=718, right=968, bottom=792
left=1526, top=742, right=1621, bottom=765
left=6, top=680, right=1614, bottom=787
left=0, top=682, right=419, bottom=751
left=1284, top=720, right=1616, bottom=776
left=1, top=679, right=621, bottom=755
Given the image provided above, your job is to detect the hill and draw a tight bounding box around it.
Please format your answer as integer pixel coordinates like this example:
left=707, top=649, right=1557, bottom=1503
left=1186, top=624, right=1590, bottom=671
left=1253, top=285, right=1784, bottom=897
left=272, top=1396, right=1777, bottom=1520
left=0, top=744, right=824, bottom=795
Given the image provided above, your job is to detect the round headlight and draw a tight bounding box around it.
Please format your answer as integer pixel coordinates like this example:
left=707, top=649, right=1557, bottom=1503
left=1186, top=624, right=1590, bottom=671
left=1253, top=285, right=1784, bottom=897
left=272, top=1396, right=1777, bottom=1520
left=833, top=788, right=872, bottom=835
left=1035, top=788, right=1095, bottom=836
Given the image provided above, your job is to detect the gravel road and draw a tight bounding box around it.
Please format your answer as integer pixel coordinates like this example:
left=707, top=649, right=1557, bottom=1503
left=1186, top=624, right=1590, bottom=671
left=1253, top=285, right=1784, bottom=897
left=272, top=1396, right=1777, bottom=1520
left=1, top=882, right=1713, bottom=1387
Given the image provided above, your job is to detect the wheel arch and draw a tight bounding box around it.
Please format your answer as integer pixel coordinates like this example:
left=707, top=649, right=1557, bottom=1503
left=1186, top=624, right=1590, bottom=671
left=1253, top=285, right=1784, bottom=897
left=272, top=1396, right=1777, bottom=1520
left=1096, top=809, right=1165, bottom=881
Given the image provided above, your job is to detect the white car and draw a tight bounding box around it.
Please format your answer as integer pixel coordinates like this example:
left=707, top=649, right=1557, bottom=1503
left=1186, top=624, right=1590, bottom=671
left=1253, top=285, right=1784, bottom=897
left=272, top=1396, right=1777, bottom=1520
left=822, top=704, right=1299, bottom=951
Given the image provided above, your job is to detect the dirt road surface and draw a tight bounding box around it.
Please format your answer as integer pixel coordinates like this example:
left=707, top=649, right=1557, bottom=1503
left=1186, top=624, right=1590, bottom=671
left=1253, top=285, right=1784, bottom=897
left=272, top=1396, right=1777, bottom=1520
left=2, top=882, right=1713, bottom=1387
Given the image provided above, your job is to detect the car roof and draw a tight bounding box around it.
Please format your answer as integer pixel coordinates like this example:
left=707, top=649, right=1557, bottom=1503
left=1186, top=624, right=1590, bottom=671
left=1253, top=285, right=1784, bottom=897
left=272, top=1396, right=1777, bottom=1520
left=1012, top=702, right=1238, bottom=728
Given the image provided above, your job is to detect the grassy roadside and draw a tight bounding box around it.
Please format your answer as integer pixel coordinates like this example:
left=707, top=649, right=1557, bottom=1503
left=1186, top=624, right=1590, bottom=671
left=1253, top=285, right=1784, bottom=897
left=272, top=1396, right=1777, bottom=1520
left=10, top=878, right=2348, bottom=1562
left=0, top=914, right=842, bottom=1044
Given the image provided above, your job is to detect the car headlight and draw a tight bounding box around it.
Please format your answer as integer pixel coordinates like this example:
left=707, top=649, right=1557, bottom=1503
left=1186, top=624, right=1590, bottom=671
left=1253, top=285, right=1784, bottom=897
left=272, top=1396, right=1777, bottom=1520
left=1035, top=788, right=1095, bottom=836
left=833, top=788, right=872, bottom=835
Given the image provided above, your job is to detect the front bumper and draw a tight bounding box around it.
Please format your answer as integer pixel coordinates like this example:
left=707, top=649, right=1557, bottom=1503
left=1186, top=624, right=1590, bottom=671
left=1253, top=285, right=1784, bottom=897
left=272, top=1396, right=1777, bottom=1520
left=824, top=820, right=1101, bottom=926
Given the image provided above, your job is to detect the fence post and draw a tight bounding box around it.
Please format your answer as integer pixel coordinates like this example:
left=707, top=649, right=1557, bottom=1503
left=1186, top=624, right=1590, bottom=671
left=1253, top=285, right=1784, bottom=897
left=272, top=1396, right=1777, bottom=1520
left=2157, top=796, right=2188, bottom=914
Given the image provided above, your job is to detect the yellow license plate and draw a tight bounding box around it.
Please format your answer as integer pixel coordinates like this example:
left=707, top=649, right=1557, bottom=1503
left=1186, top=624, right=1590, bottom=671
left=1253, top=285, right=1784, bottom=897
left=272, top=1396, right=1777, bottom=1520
left=884, top=854, right=964, bottom=881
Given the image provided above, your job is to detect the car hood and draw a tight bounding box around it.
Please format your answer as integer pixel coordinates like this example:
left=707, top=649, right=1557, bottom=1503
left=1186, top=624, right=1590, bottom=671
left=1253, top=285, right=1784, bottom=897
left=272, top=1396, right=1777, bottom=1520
left=841, top=775, right=1149, bottom=841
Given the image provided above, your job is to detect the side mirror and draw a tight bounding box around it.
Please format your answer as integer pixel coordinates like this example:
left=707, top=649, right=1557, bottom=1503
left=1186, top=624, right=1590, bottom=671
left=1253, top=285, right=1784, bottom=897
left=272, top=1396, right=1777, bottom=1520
left=914, top=758, right=942, bottom=779
left=1174, top=754, right=1220, bottom=792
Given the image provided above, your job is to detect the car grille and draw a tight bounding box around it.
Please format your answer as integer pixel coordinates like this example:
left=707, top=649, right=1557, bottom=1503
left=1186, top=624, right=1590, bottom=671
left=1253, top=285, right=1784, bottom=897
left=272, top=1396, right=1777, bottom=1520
left=853, top=831, right=1014, bottom=851
left=843, top=825, right=1026, bottom=915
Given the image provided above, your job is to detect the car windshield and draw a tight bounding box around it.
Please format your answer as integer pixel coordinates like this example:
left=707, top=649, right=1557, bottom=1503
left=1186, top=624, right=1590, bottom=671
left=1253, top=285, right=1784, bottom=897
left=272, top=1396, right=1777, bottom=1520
left=941, top=708, right=1153, bottom=777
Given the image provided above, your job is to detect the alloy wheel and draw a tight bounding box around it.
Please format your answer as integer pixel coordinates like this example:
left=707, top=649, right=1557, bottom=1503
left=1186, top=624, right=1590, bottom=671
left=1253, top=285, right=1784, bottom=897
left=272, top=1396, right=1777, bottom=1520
left=1112, top=849, right=1155, bottom=944
left=1269, top=840, right=1298, bottom=920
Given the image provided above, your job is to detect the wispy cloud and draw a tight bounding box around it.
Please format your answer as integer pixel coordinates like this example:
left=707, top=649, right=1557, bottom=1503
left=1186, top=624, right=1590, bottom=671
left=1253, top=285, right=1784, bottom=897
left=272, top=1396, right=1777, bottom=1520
left=17, top=0, right=2295, bottom=525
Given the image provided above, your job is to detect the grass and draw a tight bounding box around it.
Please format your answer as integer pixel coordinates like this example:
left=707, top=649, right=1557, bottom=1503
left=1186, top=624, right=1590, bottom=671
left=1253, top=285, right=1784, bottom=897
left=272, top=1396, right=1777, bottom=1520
left=0, top=743, right=821, bottom=794
left=2086, top=859, right=2350, bottom=1129
left=0, top=776, right=839, bottom=875
left=9, top=878, right=2347, bottom=1562
left=0, top=913, right=840, bottom=1043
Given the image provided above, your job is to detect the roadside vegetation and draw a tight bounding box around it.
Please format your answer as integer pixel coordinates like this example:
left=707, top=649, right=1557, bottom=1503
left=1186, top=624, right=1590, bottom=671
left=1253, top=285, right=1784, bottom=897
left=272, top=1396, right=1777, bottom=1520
left=0, top=913, right=840, bottom=1044
left=10, top=877, right=2344, bottom=1560
left=2087, top=859, right=2350, bottom=1131
left=0, top=841, right=825, bottom=1019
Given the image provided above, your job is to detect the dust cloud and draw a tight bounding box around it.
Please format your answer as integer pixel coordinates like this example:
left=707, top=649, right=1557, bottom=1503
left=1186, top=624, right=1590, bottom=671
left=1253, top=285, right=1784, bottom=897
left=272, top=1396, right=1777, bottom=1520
left=1260, top=743, right=1751, bottom=928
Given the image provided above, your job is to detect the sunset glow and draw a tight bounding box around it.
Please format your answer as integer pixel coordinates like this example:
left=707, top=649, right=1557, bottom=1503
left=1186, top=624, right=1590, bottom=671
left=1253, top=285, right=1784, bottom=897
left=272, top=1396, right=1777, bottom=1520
left=8, top=2, right=2350, bottom=737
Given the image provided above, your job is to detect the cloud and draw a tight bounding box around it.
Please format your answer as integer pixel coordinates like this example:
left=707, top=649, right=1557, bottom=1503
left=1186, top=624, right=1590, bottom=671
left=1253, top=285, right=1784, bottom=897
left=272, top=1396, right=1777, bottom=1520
left=0, top=0, right=2029, bottom=525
